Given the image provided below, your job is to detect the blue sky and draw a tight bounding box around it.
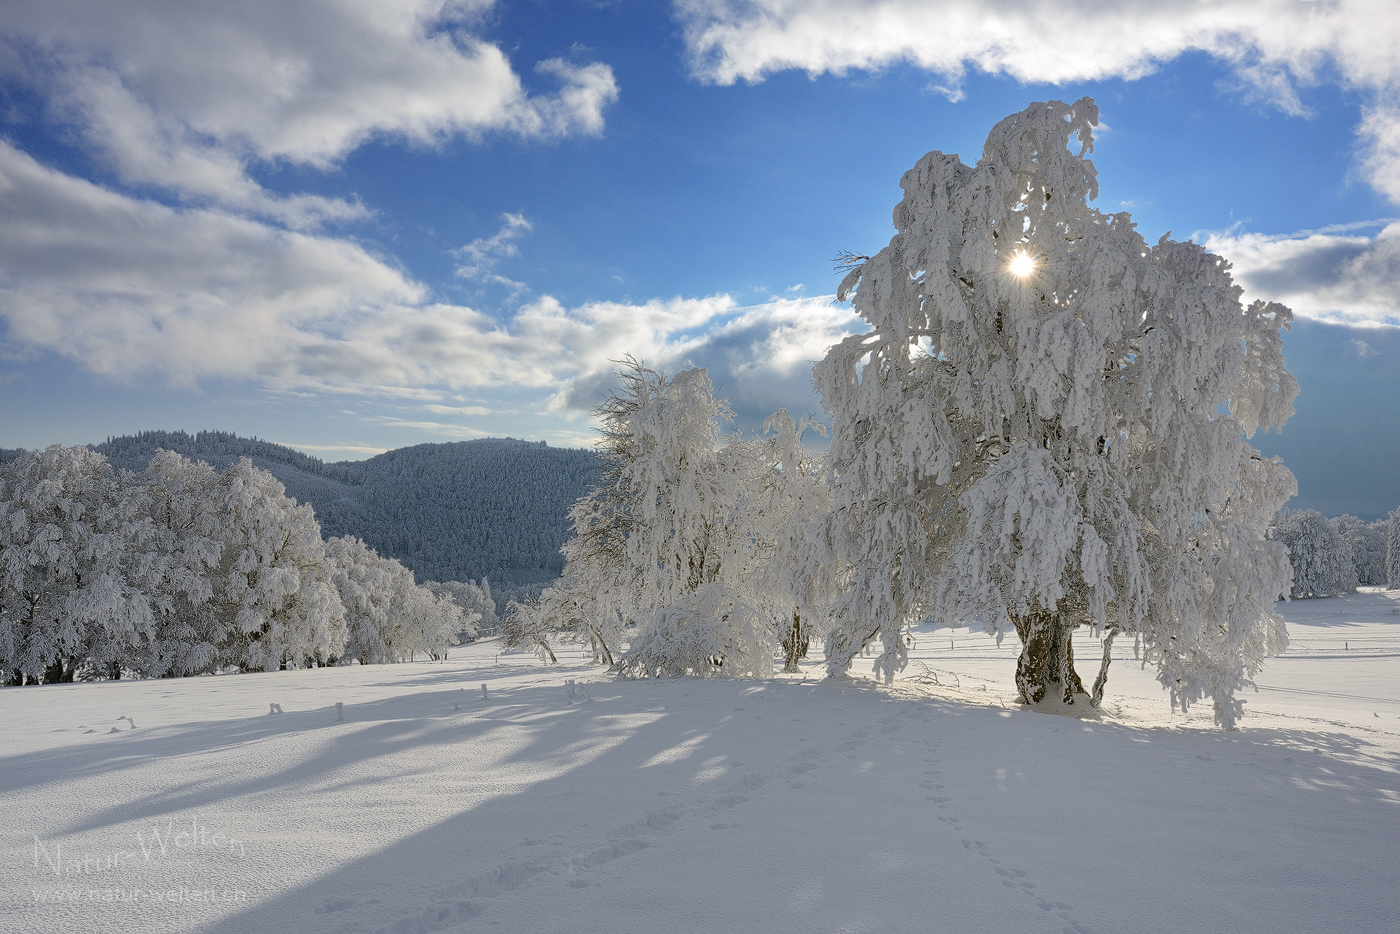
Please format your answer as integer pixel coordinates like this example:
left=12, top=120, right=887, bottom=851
left=1, top=1, right=1398, bottom=517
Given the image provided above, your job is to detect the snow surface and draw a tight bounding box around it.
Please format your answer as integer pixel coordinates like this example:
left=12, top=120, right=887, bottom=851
left=5, top=589, right=1399, bottom=934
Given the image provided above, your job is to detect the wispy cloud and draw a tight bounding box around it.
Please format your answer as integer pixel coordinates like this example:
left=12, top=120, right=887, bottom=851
left=454, top=213, right=534, bottom=292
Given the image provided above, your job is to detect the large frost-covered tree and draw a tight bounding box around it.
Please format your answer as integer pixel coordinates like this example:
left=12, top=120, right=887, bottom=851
left=1269, top=510, right=1356, bottom=599
left=813, top=98, right=1297, bottom=726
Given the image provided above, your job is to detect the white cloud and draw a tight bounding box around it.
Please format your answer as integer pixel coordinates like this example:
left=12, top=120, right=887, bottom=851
left=0, top=140, right=424, bottom=383
left=0, top=0, right=618, bottom=221
left=454, top=213, right=533, bottom=290
left=676, top=0, right=1400, bottom=201
left=0, top=143, right=862, bottom=425
left=1359, top=105, right=1400, bottom=203
left=1202, top=221, right=1400, bottom=328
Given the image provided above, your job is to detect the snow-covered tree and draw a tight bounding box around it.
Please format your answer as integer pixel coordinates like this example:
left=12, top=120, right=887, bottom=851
left=518, top=560, right=626, bottom=665
left=813, top=98, right=1297, bottom=726
left=209, top=459, right=347, bottom=671
left=1387, top=509, right=1400, bottom=590
left=0, top=446, right=141, bottom=683
left=393, top=582, right=463, bottom=661
left=565, top=361, right=746, bottom=673
left=329, top=535, right=409, bottom=664
left=729, top=411, right=834, bottom=672
left=425, top=578, right=495, bottom=639
left=1269, top=510, right=1356, bottom=598
left=616, top=582, right=772, bottom=679
left=548, top=359, right=800, bottom=677
left=1332, top=514, right=1388, bottom=587
left=501, top=592, right=563, bottom=664
left=128, top=451, right=227, bottom=677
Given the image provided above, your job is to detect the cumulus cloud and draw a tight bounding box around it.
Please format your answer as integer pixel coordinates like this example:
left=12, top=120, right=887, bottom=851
left=0, top=143, right=861, bottom=424
left=1202, top=221, right=1400, bottom=328
left=0, top=140, right=424, bottom=383
left=0, top=0, right=618, bottom=223
left=676, top=0, right=1400, bottom=201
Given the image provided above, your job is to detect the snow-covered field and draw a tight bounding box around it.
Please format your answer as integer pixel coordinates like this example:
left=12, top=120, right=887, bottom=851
left=5, top=590, right=1399, bottom=934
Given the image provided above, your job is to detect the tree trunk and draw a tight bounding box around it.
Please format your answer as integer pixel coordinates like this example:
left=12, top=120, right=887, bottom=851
left=781, top=609, right=806, bottom=673
left=43, top=657, right=77, bottom=684
left=1011, top=609, right=1085, bottom=705
left=1090, top=627, right=1117, bottom=708
left=590, top=627, right=615, bottom=667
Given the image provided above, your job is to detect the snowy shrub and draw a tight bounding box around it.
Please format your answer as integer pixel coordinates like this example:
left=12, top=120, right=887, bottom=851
left=811, top=98, right=1297, bottom=726
left=617, top=584, right=773, bottom=679
left=1269, top=510, right=1357, bottom=599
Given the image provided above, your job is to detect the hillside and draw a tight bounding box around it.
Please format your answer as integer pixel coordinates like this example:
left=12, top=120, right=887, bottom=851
left=88, top=430, right=600, bottom=595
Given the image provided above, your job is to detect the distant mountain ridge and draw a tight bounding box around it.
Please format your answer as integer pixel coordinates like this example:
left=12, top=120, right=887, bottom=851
left=80, top=430, right=600, bottom=597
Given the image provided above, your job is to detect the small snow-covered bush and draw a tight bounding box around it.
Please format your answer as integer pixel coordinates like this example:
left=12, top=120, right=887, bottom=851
left=617, top=584, right=773, bottom=679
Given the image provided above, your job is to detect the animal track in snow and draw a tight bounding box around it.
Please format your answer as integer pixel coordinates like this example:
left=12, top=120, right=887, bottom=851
left=370, top=769, right=779, bottom=933
left=962, top=834, right=1098, bottom=934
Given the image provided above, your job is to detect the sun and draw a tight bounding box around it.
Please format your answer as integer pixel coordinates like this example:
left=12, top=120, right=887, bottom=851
left=1008, top=251, right=1036, bottom=278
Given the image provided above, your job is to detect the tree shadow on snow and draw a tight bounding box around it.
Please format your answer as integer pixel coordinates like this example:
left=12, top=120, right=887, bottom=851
left=160, top=676, right=1400, bottom=934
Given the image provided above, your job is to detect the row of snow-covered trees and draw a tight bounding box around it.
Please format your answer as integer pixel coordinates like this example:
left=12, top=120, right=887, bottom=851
left=517, top=98, right=1342, bottom=728
left=1269, top=509, right=1400, bottom=599
left=0, top=446, right=495, bottom=685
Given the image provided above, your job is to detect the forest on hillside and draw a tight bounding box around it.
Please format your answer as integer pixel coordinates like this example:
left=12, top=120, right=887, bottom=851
left=84, top=431, right=600, bottom=596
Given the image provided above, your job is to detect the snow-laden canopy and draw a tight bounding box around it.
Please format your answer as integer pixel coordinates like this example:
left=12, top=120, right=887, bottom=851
left=814, top=98, right=1299, bottom=726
